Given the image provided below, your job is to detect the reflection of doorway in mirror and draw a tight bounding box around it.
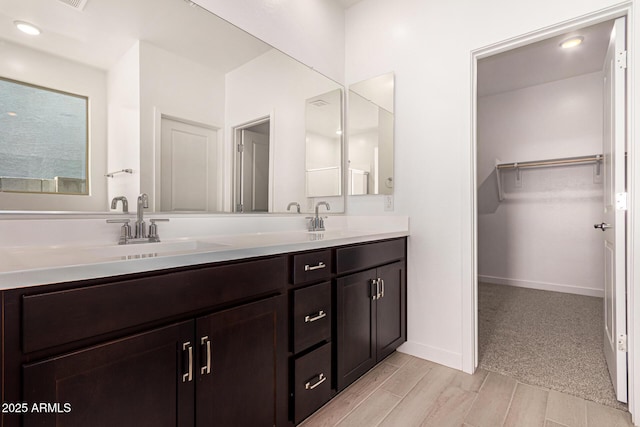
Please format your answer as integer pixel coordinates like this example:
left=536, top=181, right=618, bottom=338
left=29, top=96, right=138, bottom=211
left=233, top=119, right=271, bottom=212
left=160, top=117, right=219, bottom=211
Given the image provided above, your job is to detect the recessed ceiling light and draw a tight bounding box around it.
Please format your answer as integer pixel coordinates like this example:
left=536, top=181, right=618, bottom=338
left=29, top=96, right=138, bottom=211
left=14, top=21, right=41, bottom=36
left=560, top=36, right=583, bottom=49
left=7, top=112, right=18, bottom=117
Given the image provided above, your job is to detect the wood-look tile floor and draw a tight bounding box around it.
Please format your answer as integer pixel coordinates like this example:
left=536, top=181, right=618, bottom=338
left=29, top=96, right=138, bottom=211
left=300, top=352, right=634, bottom=427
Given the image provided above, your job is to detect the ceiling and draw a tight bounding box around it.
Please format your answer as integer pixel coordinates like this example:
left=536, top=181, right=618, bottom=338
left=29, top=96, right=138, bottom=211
left=339, top=0, right=364, bottom=9
left=478, top=20, right=614, bottom=97
left=0, top=0, right=271, bottom=74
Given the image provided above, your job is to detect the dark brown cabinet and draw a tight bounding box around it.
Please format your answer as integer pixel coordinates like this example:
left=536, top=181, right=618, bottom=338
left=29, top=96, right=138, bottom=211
left=1, top=237, right=407, bottom=427
left=23, top=321, right=194, bottom=427
left=4, top=256, right=288, bottom=427
left=335, top=240, right=406, bottom=391
left=288, top=249, right=335, bottom=425
left=21, top=295, right=287, bottom=427
left=195, top=296, right=287, bottom=427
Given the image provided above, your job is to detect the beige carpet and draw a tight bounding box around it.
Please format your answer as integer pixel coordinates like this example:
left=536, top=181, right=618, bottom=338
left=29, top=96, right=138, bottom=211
left=478, top=282, right=626, bottom=410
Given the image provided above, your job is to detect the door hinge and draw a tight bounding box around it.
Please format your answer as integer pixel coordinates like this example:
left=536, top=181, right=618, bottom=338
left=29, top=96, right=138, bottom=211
left=618, top=334, right=628, bottom=352
left=616, top=192, right=628, bottom=211
left=237, top=143, right=244, bottom=153
left=618, top=50, right=628, bottom=69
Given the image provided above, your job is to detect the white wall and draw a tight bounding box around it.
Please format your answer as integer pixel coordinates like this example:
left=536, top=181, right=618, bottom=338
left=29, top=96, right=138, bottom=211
left=0, top=40, right=108, bottom=211
left=345, top=0, right=637, bottom=371
left=477, top=72, right=604, bottom=297
left=138, top=41, right=226, bottom=211
left=225, top=50, right=345, bottom=213
left=107, top=42, right=140, bottom=209
left=194, top=0, right=345, bottom=84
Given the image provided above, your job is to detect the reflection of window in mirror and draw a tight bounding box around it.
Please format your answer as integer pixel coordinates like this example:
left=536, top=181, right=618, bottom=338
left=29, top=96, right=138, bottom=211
left=0, top=77, right=88, bottom=195
left=348, top=72, right=394, bottom=196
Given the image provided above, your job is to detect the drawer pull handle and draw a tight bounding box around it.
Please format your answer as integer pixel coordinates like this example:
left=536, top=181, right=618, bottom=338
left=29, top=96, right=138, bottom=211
left=305, top=373, right=326, bottom=390
left=304, top=310, right=327, bottom=323
left=182, top=341, right=193, bottom=383
left=305, top=262, right=326, bottom=271
left=201, top=336, right=211, bottom=375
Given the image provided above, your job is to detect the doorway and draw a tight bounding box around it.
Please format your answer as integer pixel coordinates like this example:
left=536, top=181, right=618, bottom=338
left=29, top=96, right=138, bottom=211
left=474, top=16, right=628, bottom=407
left=233, top=117, right=271, bottom=213
left=159, top=116, right=219, bottom=212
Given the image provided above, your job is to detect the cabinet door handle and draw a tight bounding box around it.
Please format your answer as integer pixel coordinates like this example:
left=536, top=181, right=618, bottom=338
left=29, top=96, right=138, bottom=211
left=182, top=341, right=193, bottom=383
left=380, top=278, right=385, bottom=299
left=371, top=279, right=378, bottom=300
left=201, top=336, right=211, bottom=375
left=305, top=373, right=326, bottom=390
left=304, top=310, right=326, bottom=323
left=376, top=278, right=382, bottom=300
left=305, top=261, right=326, bottom=271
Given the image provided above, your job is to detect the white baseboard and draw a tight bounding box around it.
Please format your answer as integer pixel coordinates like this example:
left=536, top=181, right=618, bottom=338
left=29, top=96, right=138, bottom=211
left=397, top=341, right=462, bottom=371
left=478, top=275, right=604, bottom=298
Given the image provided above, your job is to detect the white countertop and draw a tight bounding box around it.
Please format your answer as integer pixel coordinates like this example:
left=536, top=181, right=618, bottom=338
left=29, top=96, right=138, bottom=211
left=0, top=225, right=409, bottom=290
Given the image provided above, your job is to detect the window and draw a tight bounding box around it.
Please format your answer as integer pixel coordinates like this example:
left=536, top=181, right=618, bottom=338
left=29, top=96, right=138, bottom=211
left=0, top=77, right=88, bottom=195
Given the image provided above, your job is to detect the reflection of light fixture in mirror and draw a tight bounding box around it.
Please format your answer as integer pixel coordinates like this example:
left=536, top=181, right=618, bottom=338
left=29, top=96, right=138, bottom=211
left=7, top=112, right=18, bottom=117
left=560, top=36, right=583, bottom=49
left=14, top=21, right=41, bottom=36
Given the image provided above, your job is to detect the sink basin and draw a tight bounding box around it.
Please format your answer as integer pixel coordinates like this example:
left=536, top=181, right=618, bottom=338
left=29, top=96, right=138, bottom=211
left=86, top=239, right=228, bottom=259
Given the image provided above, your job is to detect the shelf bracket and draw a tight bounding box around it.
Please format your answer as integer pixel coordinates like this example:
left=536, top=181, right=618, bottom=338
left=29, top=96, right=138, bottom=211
left=495, top=159, right=504, bottom=202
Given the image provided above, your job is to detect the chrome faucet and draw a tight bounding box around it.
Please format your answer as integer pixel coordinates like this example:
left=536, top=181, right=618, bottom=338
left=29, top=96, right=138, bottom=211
left=308, top=201, right=330, bottom=231
left=107, top=193, right=169, bottom=244
left=287, top=202, right=301, bottom=213
left=110, top=196, right=128, bottom=213
left=135, top=193, right=149, bottom=238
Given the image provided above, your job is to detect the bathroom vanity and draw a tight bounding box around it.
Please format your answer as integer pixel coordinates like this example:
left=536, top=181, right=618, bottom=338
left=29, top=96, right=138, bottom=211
left=0, top=230, right=407, bottom=427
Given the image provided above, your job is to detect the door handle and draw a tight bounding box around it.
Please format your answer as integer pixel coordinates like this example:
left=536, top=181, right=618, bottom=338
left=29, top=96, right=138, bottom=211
left=594, top=222, right=612, bottom=231
left=182, top=341, right=193, bottom=382
left=201, top=336, right=211, bottom=375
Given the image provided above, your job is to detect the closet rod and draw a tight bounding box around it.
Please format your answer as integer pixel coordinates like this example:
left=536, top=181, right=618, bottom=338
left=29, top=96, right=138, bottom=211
left=496, top=154, right=602, bottom=170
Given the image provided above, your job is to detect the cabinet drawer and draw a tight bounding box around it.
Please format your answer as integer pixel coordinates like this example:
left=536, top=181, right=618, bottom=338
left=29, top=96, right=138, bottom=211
left=336, top=238, right=405, bottom=275
left=294, top=342, right=332, bottom=424
left=292, top=250, right=332, bottom=284
left=293, top=281, right=331, bottom=353
left=22, top=256, right=286, bottom=354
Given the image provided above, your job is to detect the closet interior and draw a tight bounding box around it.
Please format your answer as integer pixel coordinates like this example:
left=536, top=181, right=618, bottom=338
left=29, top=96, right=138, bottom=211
left=476, top=18, right=626, bottom=409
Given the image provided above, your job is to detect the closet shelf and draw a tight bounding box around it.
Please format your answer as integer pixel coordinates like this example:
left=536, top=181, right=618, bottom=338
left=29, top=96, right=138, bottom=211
left=496, top=154, right=603, bottom=170
left=495, top=154, right=603, bottom=202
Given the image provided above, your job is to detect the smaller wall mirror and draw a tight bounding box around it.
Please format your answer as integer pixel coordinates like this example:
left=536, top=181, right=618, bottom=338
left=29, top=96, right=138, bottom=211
left=347, top=72, right=394, bottom=195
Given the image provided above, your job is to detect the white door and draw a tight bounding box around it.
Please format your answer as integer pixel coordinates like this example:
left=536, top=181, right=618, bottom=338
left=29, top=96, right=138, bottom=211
left=600, top=16, right=627, bottom=403
left=160, top=118, right=218, bottom=212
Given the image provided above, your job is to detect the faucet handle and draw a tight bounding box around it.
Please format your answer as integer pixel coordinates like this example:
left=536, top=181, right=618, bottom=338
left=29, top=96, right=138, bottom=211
left=149, top=219, right=169, bottom=242
left=106, top=219, right=132, bottom=244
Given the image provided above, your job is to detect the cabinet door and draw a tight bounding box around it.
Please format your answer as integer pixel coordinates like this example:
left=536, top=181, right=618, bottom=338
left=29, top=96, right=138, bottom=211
left=336, top=269, right=377, bottom=391
left=195, top=295, right=287, bottom=427
left=376, top=261, right=406, bottom=360
left=23, top=321, right=194, bottom=427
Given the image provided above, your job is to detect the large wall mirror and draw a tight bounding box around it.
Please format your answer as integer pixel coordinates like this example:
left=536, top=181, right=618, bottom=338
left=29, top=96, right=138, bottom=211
left=347, top=72, right=394, bottom=196
left=0, top=0, right=344, bottom=213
